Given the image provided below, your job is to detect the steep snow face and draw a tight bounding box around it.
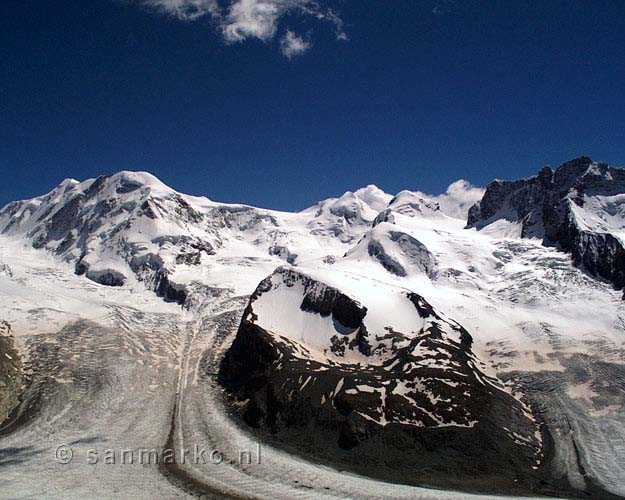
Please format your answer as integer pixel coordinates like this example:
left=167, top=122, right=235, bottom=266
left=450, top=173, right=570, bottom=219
left=569, top=192, right=625, bottom=240
left=467, top=156, right=625, bottom=288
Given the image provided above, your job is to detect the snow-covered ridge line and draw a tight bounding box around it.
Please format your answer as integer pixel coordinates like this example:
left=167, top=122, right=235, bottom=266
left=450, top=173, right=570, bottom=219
left=0, top=169, right=476, bottom=301
left=2, top=156, right=624, bottom=307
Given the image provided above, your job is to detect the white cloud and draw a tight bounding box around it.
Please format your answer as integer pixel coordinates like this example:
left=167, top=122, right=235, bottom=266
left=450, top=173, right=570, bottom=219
left=223, top=0, right=281, bottom=42
left=280, top=30, right=310, bottom=58
left=415, top=180, right=484, bottom=219
left=141, top=0, right=219, bottom=21
left=137, top=0, right=345, bottom=56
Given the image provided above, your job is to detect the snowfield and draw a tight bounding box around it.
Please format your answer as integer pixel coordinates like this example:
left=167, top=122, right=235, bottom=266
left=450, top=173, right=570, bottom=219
left=1, top=157, right=624, bottom=499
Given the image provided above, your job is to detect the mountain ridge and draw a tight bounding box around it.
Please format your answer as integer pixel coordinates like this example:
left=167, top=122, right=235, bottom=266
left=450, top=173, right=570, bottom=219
left=1, top=157, right=625, bottom=497
left=468, top=156, right=625, bottom=290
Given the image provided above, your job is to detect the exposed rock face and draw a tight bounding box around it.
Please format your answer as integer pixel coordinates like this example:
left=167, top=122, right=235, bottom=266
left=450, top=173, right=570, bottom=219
left=388, top=230, right=437, bottom=274
left=0, top=321, right=22, bottom=425
left=84, top=269, right=126, bottom=287
left=155, top=271, right=187, bottom=305
left=366, top=235, right=409, bottom=276
left=268, top=244, right=298, bottom=265
left=467, top=157, right=625, bottom=289
left=219, top=267, right=545, bottom=493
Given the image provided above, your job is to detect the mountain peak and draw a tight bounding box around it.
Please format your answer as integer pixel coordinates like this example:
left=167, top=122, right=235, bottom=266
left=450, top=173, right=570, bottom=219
left=73, top=171, right=174, bottom=198
left=467, top=156, right=625, bottom=289
left=303, top=185, right=393, bottom=229
left=107, top=170, right=172, bottom=191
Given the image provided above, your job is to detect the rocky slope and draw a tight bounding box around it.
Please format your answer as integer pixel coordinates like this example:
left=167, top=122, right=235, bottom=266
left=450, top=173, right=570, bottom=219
left=0, top=321, right=22, bottom=425
left=467, top=156, right=625, bottom=289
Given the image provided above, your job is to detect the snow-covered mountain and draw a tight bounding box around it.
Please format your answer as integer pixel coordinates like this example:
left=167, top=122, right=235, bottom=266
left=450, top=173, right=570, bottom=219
left=0, top=172, right=382, bottom=304
left=468, top=156, right=625, bottom=289
left=1, top=157, right=625, bottom=499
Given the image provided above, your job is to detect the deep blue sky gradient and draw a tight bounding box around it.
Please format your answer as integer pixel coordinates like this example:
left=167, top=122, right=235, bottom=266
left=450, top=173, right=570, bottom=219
left=2, top=0, right=625, bottom=210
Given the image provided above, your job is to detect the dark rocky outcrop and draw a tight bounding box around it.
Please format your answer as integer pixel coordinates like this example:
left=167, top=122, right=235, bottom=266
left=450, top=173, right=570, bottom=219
left=155, top=272, right=187, bottom=305
left=388, top=230, right=437, bottom=275
left=367, top=237, right=407, bottom=276
left=299, top=284, right=367, bottom=330
left=85, top=269, right=126, bottom=287
left=268, top=245, right=298, bottom=265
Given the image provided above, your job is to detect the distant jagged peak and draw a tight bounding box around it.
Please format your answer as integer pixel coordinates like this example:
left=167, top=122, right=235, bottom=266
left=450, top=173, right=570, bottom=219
left=552, top=155, right=600, bottom=187
left=468, top=156, right=625, bottom=226
left=467, top=156, right=625, bottom=290
left=483, top=156, right=619, bottom=194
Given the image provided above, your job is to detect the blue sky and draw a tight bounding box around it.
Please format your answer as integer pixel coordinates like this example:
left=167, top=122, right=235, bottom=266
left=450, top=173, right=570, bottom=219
left=2, top=0, right=625, bottom=211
